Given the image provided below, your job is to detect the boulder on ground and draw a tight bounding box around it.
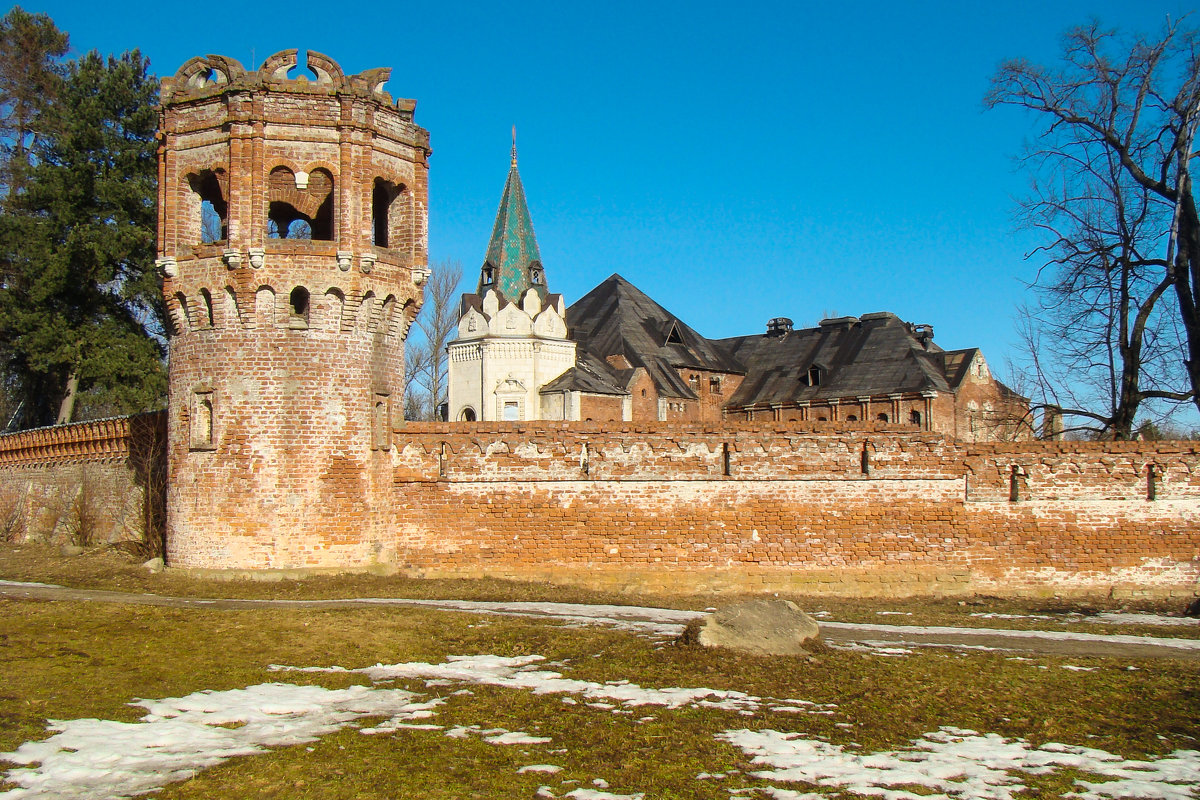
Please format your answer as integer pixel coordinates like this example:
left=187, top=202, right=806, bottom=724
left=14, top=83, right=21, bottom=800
left=142, top=557, right=164, bottom=573
left=694, top=598, right=820, bottom=656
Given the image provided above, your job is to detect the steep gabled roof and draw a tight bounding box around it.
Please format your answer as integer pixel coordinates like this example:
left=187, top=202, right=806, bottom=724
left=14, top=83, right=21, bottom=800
left=566, top=274, right=744, bottom=399
left=719, top=312, right=952, bottom=408
left=477, top=152, right=547, bottom=304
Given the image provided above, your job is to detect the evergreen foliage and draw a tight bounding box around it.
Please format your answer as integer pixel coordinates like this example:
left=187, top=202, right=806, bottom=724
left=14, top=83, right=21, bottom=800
left=0, top=40, right=163, bottom=429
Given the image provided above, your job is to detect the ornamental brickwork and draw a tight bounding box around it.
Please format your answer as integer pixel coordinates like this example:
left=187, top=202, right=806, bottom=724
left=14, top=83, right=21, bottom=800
left=157, top=51, right=430, bottom=569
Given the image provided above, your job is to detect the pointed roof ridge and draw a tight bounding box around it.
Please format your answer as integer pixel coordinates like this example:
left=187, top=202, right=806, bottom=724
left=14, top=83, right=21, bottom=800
left=477, top=153, right=547, bottom=304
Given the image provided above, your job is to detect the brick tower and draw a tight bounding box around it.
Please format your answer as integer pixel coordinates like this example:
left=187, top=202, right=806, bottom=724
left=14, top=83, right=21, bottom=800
left=157, top=51, right=430, bottom=570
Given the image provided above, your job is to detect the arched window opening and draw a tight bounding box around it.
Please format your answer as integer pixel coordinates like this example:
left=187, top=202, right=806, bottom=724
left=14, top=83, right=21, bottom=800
left=710, top=376, right=722, bottom=394
left=289, top=286, right=310, bottom=329
left=847, top=414, right=858, bottom=422
left=817, top=415, right=828, bottom=421
left=689, top=374, right=700, bottom=391
left=372, top=394, right=391, bottom=450
left=267, top=166, right=334, bottom=240
left=188, top=170, right=227, bottom=244
left=199, top=289, right=214, bottom=329
left=530, top=263, right=544, bottom=285
left=372, top=178, right=403, bottom=247
left=481, top=263, right=495, bottom=287
left=910, top=409, right=921, bottom=425
left=459, top=407, right=477, bottom=422
left=877, top=412, right=889, bottom=422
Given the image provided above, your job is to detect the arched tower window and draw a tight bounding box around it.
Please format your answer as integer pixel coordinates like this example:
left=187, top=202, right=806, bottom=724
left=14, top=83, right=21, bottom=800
left=199, top=289, right=214, bottom=329
left=289, top=286, right=310, bottom=329
left=910, top=409, right=921, bottom=425
left=188, top=169, right=227, bottom=244
left=267, top=166, right=334, bottom=240
left=372, top=178, right=404, bottom=248
left=459, top=407, right=477, bottom=422
left=530, top=263, right=544, bottom=285
left=481, top=263, right=495, bottom=287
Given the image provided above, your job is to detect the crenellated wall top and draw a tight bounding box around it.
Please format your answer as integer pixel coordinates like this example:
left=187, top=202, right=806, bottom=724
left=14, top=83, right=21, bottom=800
left=160, top=50, right=416, bottom=115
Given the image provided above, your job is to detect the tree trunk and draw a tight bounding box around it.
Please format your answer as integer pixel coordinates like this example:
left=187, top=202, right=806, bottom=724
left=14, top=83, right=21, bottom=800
left=55, top=371, right=78, bottom=425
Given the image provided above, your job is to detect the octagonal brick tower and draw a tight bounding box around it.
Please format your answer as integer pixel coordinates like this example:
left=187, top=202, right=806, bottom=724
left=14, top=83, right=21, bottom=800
left=157, top=50, right=430, bottom=570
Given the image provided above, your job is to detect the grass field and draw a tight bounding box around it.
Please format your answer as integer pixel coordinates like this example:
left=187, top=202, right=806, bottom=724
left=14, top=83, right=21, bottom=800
left=1, top=544, right=1198, bottom=799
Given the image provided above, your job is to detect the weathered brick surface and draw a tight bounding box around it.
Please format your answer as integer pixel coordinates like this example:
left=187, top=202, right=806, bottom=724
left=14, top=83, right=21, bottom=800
left=389, top=423, right=1200, bottom=598
left=0, top=413, right=166, bottom=546
left=158, top=52, right=429, bottom=569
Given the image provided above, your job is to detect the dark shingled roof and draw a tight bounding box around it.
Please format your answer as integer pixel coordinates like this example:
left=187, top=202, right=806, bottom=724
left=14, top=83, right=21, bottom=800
left=566, top=274, right=744, bottom=400
left=718, top=312, right=953, bottom=408
left=539, top=350, right=628, bottom=395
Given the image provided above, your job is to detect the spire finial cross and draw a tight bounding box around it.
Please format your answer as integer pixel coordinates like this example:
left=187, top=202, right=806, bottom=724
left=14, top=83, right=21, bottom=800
left=511, top=125, right=517, bottom=167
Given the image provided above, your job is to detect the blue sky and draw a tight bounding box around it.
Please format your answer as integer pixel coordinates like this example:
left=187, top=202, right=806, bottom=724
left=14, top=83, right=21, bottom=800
left=24, top=0, right=1199, bottom=376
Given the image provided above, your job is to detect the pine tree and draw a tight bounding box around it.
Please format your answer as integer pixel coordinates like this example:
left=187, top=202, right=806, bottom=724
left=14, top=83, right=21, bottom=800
left=0, top=49, right=164, bottom=428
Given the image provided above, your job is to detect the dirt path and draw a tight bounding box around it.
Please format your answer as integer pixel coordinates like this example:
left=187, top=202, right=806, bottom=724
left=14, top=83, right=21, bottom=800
left=3, top=580, right=1198, bottom=661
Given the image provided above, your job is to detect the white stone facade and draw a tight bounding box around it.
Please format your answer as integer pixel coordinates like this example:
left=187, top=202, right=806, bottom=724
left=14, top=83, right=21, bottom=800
left=447, top=287, right=576, bottom=421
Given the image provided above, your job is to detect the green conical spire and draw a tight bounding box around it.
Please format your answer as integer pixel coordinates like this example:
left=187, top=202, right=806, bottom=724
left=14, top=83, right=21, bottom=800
left=478, top=139, right=548, bottom=304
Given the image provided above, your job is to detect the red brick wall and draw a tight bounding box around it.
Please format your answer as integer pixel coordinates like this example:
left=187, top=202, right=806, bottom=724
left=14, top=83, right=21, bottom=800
left=388, top=422, right=1200, bottom=598
left=0, top=413, right=166, bottom=547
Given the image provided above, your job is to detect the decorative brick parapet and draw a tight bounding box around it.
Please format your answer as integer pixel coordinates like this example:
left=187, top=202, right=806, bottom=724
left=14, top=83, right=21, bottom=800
left=0, top=411, right=166, bottom=467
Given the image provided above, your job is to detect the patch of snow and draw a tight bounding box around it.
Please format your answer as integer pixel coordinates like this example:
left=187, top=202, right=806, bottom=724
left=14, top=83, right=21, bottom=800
left=518, top=764, right=562, bottom=774
left=563, top=789, right=644, bottom=800
left=0, top=580, right=61, bottom=589
left=1062, top=665, right=1097, bottom=672
left=486, top=731, right=552, bottom=745
left=719, top=726, right=1200, bottom=800
left=0, top=682, right=439, bottom=800
left=825, top=640, right=914, bottom=657
left=971, top=613, right=1056, bottom=621
left=277, top=655, right=829, bottom=716
left=876, top=611, right=913, bottom=616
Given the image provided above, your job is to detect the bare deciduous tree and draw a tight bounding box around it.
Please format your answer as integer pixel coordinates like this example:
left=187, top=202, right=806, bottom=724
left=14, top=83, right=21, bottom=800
left=403, top=259, right=462, bottom=419
left=988, top=18, right=1200, bottom=437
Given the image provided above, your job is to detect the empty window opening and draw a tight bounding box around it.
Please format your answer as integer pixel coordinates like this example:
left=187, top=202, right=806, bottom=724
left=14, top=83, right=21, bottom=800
left=459, top=407, right=476, bottom=422
left=847, top=414, right=858, bottom=422
left=372, top=178, right=403, bottom=247
left=1147, top=464, right=1157, bottom=501
left=530, top=264, right=544, bottom=285
left=689, top=374, right=700, bottom=391
left=710, top=376, right=722, bottom=394
left=817, top=415, right=828, bottom=421
left=189, top=170, right=227, bottom=244
left=267, top=167, right=334, bottom=240
left=641, top=389, right=647, bottom=397
left=807, top=366, right=822, bottom=386
left=877, top=412, right=889, bottom=422
left=1009, top=465, right=1022, bottom=502
left=664, top=322, right=684, bottom=345
left=502, top=401, right=520, bottom=421
left=722, top=442, right=731, bottom=476
left=481, top=264, right=495, bottom=286
left=199, top=289, right=214, bottom=328
left=861, top=444, right=871, bottom=475
left=910, top=409, right=921, bottom=426
left=439, top=442, right=448, bottom=477
left=289, top=286, right=310, bottom=329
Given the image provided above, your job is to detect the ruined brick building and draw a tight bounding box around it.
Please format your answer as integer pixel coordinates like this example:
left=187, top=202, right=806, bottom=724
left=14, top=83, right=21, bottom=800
left=3, top=49, right=1187, bottom=597
left=447, top=155, right=1029, bottom=441
left=156, top=51, right=430, bottom=567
